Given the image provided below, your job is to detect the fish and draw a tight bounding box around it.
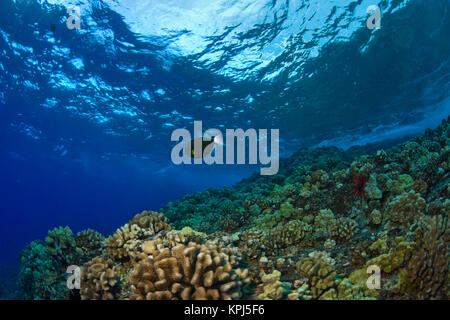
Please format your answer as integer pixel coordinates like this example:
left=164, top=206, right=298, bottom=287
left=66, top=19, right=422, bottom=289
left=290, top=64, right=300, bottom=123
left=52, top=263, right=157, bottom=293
left=185, top=137, right=215, bottom=159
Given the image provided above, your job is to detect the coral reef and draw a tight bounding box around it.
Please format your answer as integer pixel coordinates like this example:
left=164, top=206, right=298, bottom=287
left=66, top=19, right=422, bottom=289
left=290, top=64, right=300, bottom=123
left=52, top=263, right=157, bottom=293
left=18, top=118, right=450, bottom=300
left=19, top=227, right=105, bottom=300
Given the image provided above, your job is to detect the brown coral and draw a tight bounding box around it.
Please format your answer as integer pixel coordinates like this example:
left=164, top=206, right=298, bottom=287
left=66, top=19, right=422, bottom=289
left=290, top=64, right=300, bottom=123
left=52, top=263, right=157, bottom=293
left=270, top=220, right=312, bottom=251
left=81, top=257, right=121, bottom=300
left=295, top=253, right=338, bottom=299
left=129, top=210, right=172, bottom=234
left=394, top=215, right=449, bottom=299
left=107, top=211, right=172, bottom=260
left=329, top=217, right=358, bottom=244
left=255, top=270, right=289, bottom=300
left=386, top=190, right=426, bottom=227
left=130, top=241, right=250, bottom=300
left=75, top=229, right=105, bottom=260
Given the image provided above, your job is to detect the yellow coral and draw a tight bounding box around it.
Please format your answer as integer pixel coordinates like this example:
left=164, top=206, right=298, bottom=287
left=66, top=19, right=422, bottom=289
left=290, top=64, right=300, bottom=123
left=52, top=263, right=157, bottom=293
left=256, top=270, right=289, bottom=300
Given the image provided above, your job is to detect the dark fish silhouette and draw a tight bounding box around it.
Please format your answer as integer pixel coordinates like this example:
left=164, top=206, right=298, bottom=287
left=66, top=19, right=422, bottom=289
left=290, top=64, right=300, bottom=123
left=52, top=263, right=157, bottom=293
left=185, top=137, right=215, bottom=159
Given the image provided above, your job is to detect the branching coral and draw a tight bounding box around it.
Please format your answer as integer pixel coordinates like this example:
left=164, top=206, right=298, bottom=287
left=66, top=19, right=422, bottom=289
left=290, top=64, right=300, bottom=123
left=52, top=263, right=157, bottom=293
left=75, top=229, right=105, bottom=260
left=45, top=226, right=83, bottom=267
left=313, top=209, right=336, bottom=236
left=17, top=118, right=450, bottom=300
left=129, top=210, right=172, bottom=233
left=238, top=229, right=272, bottom=262
left=19, top=241, right=69, bottom=300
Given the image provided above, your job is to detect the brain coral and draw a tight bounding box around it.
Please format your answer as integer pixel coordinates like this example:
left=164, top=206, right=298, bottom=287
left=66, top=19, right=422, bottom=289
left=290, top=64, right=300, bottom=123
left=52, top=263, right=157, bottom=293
left=130, top=241, right=250, bottom=300
left=81, top=257, right=121, bottom=300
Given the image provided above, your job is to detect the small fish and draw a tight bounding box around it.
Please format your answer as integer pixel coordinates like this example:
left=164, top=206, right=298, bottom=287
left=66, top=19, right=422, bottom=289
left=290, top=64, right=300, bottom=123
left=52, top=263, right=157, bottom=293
left=185, top=137, right=215, bottom=159
left=50, top=23, right=56, bottom=34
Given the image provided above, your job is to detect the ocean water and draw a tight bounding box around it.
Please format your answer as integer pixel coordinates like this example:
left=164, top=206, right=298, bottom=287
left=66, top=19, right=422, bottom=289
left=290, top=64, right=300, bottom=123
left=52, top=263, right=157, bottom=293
left=0, top=0, right=449, bottom=300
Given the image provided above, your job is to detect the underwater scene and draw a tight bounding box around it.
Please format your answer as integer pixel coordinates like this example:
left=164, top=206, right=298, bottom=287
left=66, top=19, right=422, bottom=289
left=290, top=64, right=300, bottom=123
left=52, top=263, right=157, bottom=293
left=0, top=0, right=449, bottom=301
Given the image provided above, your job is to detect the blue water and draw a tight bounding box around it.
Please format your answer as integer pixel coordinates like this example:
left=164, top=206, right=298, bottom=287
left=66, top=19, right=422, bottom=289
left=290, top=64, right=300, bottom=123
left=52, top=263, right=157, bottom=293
left=0, top=0, right=449, bottom=282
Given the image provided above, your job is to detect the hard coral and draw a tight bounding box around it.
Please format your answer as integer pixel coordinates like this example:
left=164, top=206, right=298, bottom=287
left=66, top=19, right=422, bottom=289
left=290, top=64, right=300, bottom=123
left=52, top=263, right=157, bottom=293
left=81, top=257, right=121, bottom=300
left=45, top=226, right=83, bottom=267
left=394, top=215, right=449, bottom=299
left=295, top=253, right=338, bottom=299
left=75, top=229, right=105, bottom=260
left=386, top=190, right=426, bottom=227
left=255, top=270, right=289, bottom=300
left=107, top=211, right=172, bottom=260
left=130, top=241, right=250, bottom=300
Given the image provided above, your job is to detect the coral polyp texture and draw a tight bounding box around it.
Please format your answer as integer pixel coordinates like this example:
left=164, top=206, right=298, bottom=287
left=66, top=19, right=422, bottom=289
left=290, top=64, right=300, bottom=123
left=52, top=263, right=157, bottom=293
left=18, top=118, right=450, bottom=299
left=130, top=241, right=250, bottom=300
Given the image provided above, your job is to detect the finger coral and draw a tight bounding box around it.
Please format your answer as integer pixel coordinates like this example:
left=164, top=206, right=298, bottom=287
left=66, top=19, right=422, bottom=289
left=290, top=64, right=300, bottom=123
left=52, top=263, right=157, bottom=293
left=295, top=252, right=338, bottom=299
left=130, top=241, right=250, bottom=300
left=255, top=270, right=290, bottom=300
left=81, top=257, right=121, bottom=300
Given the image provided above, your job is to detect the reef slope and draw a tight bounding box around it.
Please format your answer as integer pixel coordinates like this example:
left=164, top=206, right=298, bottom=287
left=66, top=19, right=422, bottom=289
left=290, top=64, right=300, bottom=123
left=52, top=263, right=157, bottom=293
left=18, top=118, right=449, bottom=300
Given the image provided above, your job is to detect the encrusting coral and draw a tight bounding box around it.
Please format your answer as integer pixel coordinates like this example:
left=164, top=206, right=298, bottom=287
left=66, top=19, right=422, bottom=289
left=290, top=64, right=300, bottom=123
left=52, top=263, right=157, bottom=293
left=18, top=117, right=450, bottom=300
